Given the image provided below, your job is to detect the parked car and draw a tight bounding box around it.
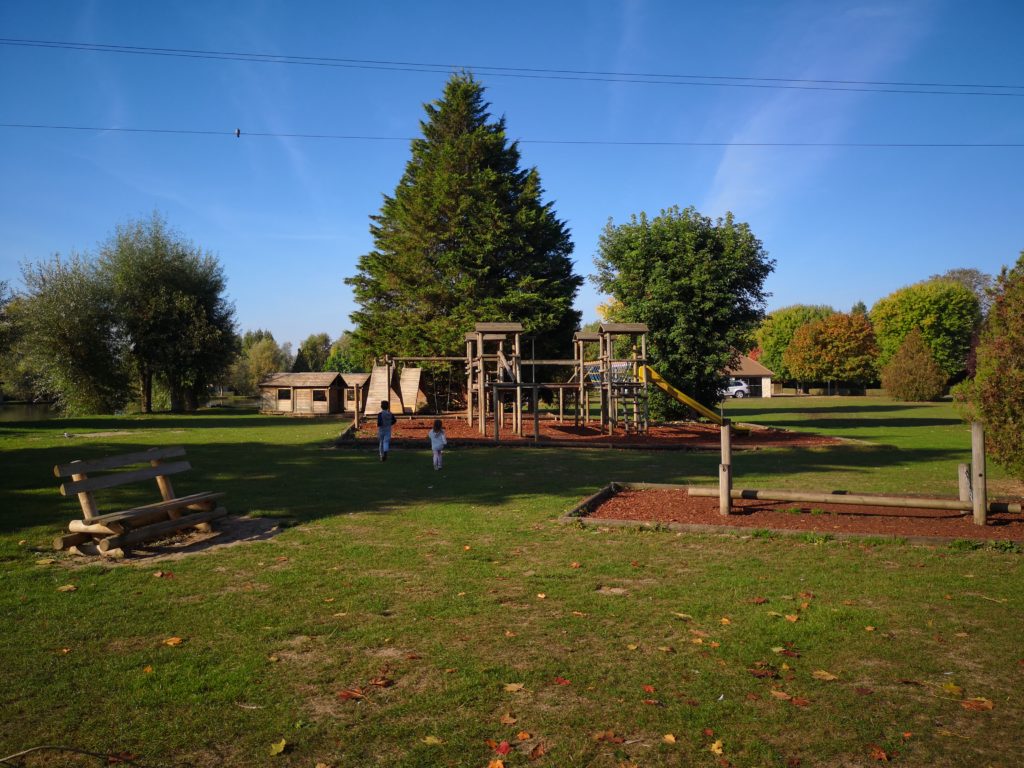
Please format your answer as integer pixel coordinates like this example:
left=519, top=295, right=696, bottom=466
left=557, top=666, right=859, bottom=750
left=726, top=378, right=750, bottom=398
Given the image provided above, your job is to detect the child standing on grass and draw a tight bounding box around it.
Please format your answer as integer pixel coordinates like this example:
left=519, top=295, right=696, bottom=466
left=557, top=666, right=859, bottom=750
left=428, top=419, right=447, bottom=470
left=377, top=401, right=397, bottom=462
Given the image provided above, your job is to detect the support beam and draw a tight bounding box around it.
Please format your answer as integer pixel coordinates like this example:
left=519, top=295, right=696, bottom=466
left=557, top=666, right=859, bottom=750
left=687, top=486, right=1020, bottom=513
left=972, top=421, right=987, bottom=525
left=720, top=419, right=732, bottom=516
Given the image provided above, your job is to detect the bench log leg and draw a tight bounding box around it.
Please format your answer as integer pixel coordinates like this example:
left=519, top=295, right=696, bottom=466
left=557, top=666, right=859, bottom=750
left=97, top=506, right=227, bottom=554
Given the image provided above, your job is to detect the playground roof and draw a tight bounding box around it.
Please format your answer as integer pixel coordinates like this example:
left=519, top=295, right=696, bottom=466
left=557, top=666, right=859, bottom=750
left=599, top=323, right=649, bottom=334
left=259, top=372, right=345, bottom=388
left=574, top=331, right=601, bottom=341
left=474, top=322, right=524, bottom=333
left=728, top=355, right=775, bottom=377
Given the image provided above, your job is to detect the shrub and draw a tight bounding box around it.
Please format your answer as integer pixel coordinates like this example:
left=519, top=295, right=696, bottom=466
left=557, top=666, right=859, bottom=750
left=880, top=328, right=947, bottom=401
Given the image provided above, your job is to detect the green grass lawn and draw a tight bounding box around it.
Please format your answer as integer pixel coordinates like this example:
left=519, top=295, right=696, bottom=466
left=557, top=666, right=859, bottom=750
left=1, top=399, right=1022, bottom=767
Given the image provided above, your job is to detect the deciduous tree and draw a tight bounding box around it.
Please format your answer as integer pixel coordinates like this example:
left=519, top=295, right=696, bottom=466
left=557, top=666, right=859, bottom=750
left=593, top=206, right=774, bottom=412
left=870, top=279, right=979, bottom=377
left=346, top=73, right=581, bottom=363
left=755, top=305, right=835, bottom=382
left=784, top=312, right=878, bottom=386
left=881, top=328, right=946, bottom=401
left=293, top=333, right=332, bottom=373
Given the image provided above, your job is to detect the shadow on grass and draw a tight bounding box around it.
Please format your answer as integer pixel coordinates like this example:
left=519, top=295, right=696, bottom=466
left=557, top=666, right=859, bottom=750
left=0, top=432, right=972, bottom=536
left=730, top=403, right=936, bottom=417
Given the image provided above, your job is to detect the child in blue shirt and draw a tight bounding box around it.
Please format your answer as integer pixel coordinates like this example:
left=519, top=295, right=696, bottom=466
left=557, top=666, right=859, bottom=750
left=377, top=400, right=397, bottom=461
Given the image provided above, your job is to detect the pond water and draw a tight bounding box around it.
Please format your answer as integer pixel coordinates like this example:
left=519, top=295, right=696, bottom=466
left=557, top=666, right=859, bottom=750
left=0, top=402, right=58, bottom=422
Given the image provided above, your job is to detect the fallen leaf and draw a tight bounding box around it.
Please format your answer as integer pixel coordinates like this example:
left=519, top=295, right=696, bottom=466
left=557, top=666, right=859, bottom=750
left=767, top=611, right=784, bottom=618
left=499, top=713, right=517, bottom=725
left=868, top=744, right=890, bottom=761
left=275, top=556, right=288, bottom=562
left=553, top=676, right=571, bottom=686
left=504, top=683, right=525, bottom=693
left=785, top=615, right=799, bottom=623
left=642, top=698, right=662, bottom=706
left=163, top=637, right=183, bottom=647
left=592, top=730, right=624, bottom=743
left=663, top=734, right=677, bottom=744
left=799, top=591, right=815, bottom=599
left=689, top=629, right=710, bottom=638
left=487, top=761, right=504, bottom=768
left=570, top=561, right=581, bottom=568
left=35, top=558, right=56, bottom=566
left=57, top=584, right=77, bottom=593
left=528, top=742, right=546, bottom=760
left=337, top=687, right=364, bottom=700
left=657, top=645, right=675, bottom=653
left=750, top=597, right=768, bottom=604
left=671, top=612, right=693, bottom=620
left=267, top=654, right=280, bottom=663
left=536, top=593, right=546, bottom=599
left=494, top=740, right=511, bottom=755
left=812, top=670, right=838, bottom=681
left=642, top=684, right=656, bottom=693
left=703, top=728, right=714, bottom=737
left=142, top=665, right=153, bottom=674
left=463, top=545, right=471, bottom=551
left=745, top=693, right=760, bottom=701
left=369, top=676, right=393, bottom=688
left=422, top=735, right=443, bottom=745
left=791, top=696, right=811, bottom=707
left=749, top=667, right=779, bottom=679
left=323, top=597, right=335, bottom=603
left=268, top=739, right=287, bottom=756
left=504, top=630, right=517, bottom=638
left=769, top=690, right=792, bottom=701
left=571, top=610, right=587, bottom=616
left=720, top=617, right=731, bottom=625
left=961, top=697, right=994, bottom=711
left=865, top=626, right=876, bottom=632
left=709, top=739, right=724, bottom=755
left=516, top=731, right=531, bottom=741
left=941, top=682, right=963, bottom=696
left=626, top=643, right=639, bottom=650
left=901, top=732, right=912, bottom=741
left=59, top=647, right=71, bottom=655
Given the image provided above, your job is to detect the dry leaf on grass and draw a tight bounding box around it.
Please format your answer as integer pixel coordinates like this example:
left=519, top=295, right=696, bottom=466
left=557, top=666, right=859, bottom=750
left=57, top=584, right=77, bottom=593
left=516, top=731, right=531, bottom=741
left=709, top=739, right=724, bottom=755
left=268, top=739, right=286, bottom=756
left=769, top=690, right=792, bottom=701
left=812, top=670, right=838, bottom=681
left=162, top=637, right=184, bottom=647
left=499, top=713, right=517, bottom=725
left=422, top=735, right=442, bottom=745
left=961, top=697, right=994, bottom=711
left=663, top=734, right=676, bottom=744
left=504, top=683, right=525, bottom=693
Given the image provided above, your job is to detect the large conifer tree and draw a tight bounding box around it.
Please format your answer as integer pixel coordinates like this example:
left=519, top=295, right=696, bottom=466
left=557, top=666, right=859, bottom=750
left=346, top=74, right=581, bottom=360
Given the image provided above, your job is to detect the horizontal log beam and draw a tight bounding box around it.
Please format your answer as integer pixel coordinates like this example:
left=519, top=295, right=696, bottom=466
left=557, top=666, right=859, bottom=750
left=54, top=447, right=186, bottom=478
left=60, top=461, right=191, bottom=496
left=686, top=487, right=1021, bottom=513
left=53, top=531, right=93, bottom=551
left=98, top=507, right=227, bottom=552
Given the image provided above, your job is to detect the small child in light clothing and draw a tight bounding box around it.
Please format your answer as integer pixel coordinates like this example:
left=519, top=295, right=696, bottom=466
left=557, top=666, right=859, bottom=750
left=428, top=419, right=447, bottom=470
left=377, top=400, right=397, bottom=461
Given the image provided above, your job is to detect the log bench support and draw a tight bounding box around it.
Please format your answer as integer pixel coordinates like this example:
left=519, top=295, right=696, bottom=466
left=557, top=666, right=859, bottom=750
left=53, top=446, right=228, bottom=558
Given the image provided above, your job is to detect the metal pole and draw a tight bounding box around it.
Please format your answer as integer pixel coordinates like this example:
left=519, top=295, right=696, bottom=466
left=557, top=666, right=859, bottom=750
left=972, top=422, right=987, bottom=525
left=719, top=418, right=732, bottom=516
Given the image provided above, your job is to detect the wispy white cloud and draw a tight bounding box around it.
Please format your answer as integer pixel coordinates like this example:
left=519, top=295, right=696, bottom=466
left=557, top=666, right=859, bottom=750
left=701, top=1, right=934, bottom=218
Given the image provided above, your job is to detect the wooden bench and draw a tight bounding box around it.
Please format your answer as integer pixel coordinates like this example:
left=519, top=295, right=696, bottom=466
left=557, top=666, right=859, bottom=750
left=53, top=446, right=227, bottom=558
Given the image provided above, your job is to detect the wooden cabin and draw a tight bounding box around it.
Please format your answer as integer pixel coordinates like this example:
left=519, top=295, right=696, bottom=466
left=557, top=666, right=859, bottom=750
left=339, top=372, right=370, bottom=413
left=259, top=372, right=346, bottom=415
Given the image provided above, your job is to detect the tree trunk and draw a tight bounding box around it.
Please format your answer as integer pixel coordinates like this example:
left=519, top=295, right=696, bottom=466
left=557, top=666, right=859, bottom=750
left=140, top=370, right=153, bottom=413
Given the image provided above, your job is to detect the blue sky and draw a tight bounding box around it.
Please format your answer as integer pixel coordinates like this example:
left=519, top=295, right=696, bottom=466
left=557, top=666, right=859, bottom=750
left=2, top=0, right=1022, bottom=348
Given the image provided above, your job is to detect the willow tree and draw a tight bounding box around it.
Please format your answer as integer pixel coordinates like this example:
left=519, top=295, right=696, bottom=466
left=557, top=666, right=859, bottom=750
left=346, top=74, right=581, bottom=364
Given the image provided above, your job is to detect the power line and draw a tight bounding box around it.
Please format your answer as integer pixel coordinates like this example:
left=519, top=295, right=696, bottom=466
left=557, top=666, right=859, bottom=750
left=2, top=37, right=1023, bottom=97
left=2, top=122, right=1022, bottom=148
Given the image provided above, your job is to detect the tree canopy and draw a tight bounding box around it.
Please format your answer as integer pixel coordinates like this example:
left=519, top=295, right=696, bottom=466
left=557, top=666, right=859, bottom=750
left=346, top=73, right=581, bottom=361
left=783, top=312, right=878, bottom=386
left=593, top=206, right=774, bottom=410
left=870, top=279, right=980, bottom=377
left=755, top=305, right=836, bottom=382
left=293, top=333, right=332, bottom=373
left=881, top=328, right=946, bottom=401
left=955, top=252, right=1024, bottom=476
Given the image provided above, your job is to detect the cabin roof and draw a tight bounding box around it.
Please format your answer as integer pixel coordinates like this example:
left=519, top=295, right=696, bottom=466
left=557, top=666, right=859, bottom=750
left=573, top=331, right=601, bottom=341
left=474, top=322, right=524, bottom=333
left=728, top=355, right=775, bottom=377
left=340, top=372, right=370, bottom=387
left=259, top=372, right=344, bottom=388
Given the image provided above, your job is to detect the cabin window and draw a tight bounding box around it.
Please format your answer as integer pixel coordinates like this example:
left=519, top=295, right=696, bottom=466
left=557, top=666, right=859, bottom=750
left=313, top=389, right=327, bottom=402
left=277, top=389, right=291, bottom=401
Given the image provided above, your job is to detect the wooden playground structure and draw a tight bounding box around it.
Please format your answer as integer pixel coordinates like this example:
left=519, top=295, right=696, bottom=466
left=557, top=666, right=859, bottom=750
left=354, top=321, right=679, bottom=438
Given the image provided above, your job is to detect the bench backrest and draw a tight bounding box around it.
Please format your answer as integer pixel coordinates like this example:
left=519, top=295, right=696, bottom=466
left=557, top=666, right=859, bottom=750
left=54, top=447, right=192, bottom=520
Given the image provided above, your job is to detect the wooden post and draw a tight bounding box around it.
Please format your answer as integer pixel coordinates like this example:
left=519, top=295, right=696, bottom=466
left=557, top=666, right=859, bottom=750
left=558, top=387, right=564, bottom=423
left=466, top=339, right=473, bottom=426
left=353, top=386, right=361, bottom=430
left=70, top=465, right=99, bottom=521
left=719, top=419, right=732, bottom=516
left=972, top=421, right=987, bottom=525
left=533, top=385, right=540, bottom=442
left=514, top=332, right=523, bottom=437
left=958, top=462, right=970, bottom=503
left=493, top=385, right=500, bottom=442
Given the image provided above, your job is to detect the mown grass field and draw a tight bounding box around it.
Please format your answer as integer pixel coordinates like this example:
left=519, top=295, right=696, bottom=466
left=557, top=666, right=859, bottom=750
left=1, top=398, right=1021, bottom=767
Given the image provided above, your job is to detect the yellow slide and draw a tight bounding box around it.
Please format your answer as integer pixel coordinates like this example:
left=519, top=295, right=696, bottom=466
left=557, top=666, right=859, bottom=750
left=639, top=365, right=730, bottom=427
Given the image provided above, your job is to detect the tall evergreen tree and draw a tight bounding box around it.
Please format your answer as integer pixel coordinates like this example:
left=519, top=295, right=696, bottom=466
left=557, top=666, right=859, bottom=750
left=346, top=74, right=581, bottom=361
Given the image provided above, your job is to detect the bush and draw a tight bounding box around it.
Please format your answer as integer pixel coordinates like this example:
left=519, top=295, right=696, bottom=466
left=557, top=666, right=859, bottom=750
left=956, top=252, right=1024, bottom=477
left=880, top=328, right=947, bottom=401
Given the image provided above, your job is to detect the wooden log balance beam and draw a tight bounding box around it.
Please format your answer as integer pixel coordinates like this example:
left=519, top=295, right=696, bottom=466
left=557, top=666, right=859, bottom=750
left=686, top=487, right=1021, bottom=514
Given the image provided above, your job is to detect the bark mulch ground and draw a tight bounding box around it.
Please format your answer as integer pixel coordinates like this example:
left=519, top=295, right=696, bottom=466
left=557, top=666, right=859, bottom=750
left=587, top=488, right=1024, bottom=542
left=350, top=417, right=840, bottom=450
